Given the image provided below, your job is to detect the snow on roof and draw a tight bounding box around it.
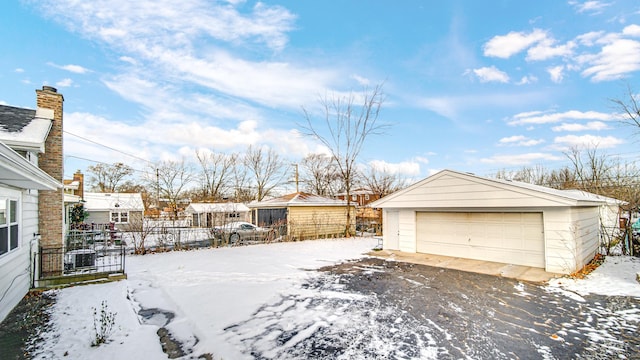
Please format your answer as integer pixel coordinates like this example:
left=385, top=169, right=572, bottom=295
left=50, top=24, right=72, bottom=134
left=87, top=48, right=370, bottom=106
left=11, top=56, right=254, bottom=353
left=185, top=202, right=250, bottom=213
left=83, top=192, right=144, bottom=211
left=0, top=106, right=54, bottom=153
left=249, top=192, right=349, bottom=208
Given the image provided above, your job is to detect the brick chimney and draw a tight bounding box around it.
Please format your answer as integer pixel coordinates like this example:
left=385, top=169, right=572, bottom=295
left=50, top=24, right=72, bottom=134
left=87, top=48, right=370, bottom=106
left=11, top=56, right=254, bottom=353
left=36, top=86, right=64, bottom=250
left=73, top=170, right=84, bottom=200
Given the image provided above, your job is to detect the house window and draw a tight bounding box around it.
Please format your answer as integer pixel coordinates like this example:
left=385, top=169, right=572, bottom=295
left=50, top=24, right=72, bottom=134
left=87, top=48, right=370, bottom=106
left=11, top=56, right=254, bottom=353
left=351, top=195, right=357, bottom=201
left=228, top=212, right=240, bottom=218
left=0, top=199, right=19, bottom=256
left=110, top=211, right=129, bottom=224
left=365, top=194, right=370, bottom=201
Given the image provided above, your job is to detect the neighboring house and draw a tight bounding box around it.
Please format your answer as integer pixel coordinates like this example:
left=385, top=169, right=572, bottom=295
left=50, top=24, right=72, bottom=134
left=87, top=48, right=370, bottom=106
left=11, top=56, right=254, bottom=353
left=249, top=192, right=355, bottom=240
left=335, top=188, right=381, bottom=207
left=0, top=86, right=64, bottom=322
left=371, top=169, right=623, bottom=275
left=185, top=202, right=250, bottom=227
left=336, top=188, right=382, bottom=232
left=83, top=192, right=145, bottom=231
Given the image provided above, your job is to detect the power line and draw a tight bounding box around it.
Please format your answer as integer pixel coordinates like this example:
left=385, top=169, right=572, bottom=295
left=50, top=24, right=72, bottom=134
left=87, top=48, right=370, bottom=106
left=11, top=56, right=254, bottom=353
left=64, top=130, right=152, bottom=164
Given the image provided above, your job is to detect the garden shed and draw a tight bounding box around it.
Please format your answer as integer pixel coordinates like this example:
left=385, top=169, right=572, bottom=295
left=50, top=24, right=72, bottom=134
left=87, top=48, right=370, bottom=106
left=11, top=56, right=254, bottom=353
left=248, top=192, right=355, bottom=240
left=185, top=202, right=250, bottom=227
left=371, top=169, right=622, bottom=274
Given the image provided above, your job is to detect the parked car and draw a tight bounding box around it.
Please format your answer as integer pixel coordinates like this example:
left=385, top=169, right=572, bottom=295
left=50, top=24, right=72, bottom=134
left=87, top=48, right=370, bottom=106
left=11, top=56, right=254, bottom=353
left=214, top=221, right=276, bottom=243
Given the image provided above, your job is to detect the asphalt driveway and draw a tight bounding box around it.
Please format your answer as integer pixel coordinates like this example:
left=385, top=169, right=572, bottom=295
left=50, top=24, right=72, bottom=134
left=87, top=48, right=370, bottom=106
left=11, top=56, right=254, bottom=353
left=226, top=257, right=640, bottom=359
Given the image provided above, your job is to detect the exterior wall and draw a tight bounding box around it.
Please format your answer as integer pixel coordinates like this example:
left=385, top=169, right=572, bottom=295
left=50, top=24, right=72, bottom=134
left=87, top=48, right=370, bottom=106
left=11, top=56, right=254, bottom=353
left=378, top=173, right=568, bottom=209
left=0, top=187, right=38, bottom=322
left=287, top=206, right=355, bottom=239
left=398, top=210, right=416, bottom=253
left=36, top=86, right=64, bottom=252
left=542, top=207, right=599, bottom=274
left=572, top=207, right=600, bottom=270
left=85, top=210, right=110, bottom=224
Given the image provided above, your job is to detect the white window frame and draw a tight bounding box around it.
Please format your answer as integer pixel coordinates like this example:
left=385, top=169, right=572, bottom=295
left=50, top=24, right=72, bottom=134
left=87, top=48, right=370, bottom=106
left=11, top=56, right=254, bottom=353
left=110, top=211, right=130, bottom=224
left=0, top=190, right=20, bottom=258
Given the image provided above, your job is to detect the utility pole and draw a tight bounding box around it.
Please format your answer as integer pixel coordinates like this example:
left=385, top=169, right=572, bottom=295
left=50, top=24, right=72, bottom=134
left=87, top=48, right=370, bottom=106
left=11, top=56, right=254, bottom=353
left=293, top=163, right=299, bottom=193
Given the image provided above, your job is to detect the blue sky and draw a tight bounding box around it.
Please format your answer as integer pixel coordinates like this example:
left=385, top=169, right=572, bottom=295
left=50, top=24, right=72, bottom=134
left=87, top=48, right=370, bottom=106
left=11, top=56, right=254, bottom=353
left=1, top=0, right=640, bottom=184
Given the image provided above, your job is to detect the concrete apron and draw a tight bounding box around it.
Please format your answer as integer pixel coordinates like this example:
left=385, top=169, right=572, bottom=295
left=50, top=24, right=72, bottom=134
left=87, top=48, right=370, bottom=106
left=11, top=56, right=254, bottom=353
left=368, top=250, right=561, bottom=284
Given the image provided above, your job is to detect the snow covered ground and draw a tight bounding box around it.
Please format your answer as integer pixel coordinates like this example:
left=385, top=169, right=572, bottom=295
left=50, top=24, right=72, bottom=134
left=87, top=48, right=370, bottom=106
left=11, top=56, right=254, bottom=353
left=30, top=238, right=640, bottom=359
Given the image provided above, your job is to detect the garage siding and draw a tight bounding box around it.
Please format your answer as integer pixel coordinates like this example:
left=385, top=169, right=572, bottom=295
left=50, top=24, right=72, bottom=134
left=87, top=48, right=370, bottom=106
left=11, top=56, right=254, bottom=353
left=416, top=212, right=545, bottom=268
left=398, top=210, right=416, bottom=253
left=542, top=207, right=600, bottom=274
left=573, top=207, right=600, bottom=270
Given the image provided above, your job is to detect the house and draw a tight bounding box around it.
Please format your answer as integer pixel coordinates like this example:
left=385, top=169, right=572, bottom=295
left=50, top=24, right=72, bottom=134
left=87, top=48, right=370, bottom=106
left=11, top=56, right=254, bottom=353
left=0, top=86, right=64, bottom=322
left=248, top=192, right=355, bottom=240
left=185, top=202, right=250, bottom=227
left=371, top=169, right=623, bottom=275
left=83, top=192, right=145, bottom=231
left=336, top=188, right=382, bottom=233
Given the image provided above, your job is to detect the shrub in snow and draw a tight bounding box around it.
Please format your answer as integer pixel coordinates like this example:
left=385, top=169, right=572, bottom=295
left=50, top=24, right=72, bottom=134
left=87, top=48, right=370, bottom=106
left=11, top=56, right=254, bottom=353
left=92, top=300, right=116, bottom=346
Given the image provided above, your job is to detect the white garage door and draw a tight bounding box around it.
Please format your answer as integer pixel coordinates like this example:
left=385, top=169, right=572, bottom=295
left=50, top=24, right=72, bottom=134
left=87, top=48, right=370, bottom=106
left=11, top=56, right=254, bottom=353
left=416, top=212, right=545, bottom=268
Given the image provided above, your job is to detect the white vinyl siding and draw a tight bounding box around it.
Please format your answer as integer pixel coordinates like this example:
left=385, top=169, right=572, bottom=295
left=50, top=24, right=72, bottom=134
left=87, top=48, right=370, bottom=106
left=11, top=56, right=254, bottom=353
left=416, top=212, right=545, bottom=268
left=0, top=187, right=37, bottom=322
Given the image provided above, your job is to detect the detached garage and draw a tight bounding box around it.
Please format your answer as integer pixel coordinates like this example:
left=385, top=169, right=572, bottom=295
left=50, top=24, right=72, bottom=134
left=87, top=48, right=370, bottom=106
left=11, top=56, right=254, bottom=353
left=371, top=169, right=621, bottom=274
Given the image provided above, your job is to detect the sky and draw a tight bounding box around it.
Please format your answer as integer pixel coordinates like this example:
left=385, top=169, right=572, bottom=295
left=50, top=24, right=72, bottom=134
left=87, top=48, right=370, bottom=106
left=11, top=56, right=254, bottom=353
left=28, top=238, right=640, bottom=359
left=2, top=0, right=640, bottom=185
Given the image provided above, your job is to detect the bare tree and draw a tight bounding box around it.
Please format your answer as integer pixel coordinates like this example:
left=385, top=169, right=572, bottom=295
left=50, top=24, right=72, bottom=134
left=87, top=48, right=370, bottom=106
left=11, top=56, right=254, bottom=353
left=147, top=159, right=194, bottom=219
left=300, top=153, right=341, bottom=196
left=195, top=149, right=237, bottom=202
left=230, top=159, right=254, bottom=202
left=564, top=146, right=612, bottom=194
left=87, top=162, right=134, bottom=192
left=610, top=84, right=640, bottom=134
left=364, top=163, right=409, bottom=198
left=243, top=145, right=287, bottom=201
left=301, top=84, right=387, bottom=236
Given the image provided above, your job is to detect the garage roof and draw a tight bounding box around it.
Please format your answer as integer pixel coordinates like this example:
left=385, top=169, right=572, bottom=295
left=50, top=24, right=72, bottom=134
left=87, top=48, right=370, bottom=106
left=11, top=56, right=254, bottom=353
left=249, top=192, right=348, bottom=208
left=371, top=169, right=608, bottom=209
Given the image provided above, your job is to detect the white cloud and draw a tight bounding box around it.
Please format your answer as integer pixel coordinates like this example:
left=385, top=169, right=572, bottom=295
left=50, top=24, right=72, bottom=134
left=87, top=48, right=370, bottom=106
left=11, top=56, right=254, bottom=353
left=508, top=110, right=617, bottom=125
left=581, top=38, right=640, bottom=81
left=350, top=74, right=370, bottom=86
left=480, top=152, right=563, bottom=165
left=47, top=62, right=90, bottom=74
left=551, top=121, right=609, bottom=131
left=570, top=0, right=612, bottom=14
left=516, top=75, right=538, bottom=85
left=56, top=78, right=74, bottom=87
left=368, top=159, right=421, bottom=177
left=547, top=65, right=565, bottom=83
left=470, top=66, right=510, bottom=83
left=623, top=24, right=640, bottom=37
left=483, top=29, right=547, bottom=58
left=498, top=135, right=544, bottom=147
left=64, top=110, right=318, bottom=166
left=576, top=31, right=606, bottom=46
left=526, top=39, right=576, bottom=61
left=32, top=0, right=334, bottom=111
left=14, top=68, right=24, bottom=73
left=553, top=134, right=624, bottom=149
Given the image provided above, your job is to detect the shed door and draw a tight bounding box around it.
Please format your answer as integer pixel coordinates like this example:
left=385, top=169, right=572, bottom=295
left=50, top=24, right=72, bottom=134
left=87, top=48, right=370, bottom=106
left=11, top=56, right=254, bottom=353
left=416, top=212, right=545, bottom=268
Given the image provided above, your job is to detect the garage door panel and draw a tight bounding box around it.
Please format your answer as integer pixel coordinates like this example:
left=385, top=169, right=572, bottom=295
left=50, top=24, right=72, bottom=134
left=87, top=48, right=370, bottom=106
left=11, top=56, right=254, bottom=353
left=417, top=212, right=545, bottom=268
